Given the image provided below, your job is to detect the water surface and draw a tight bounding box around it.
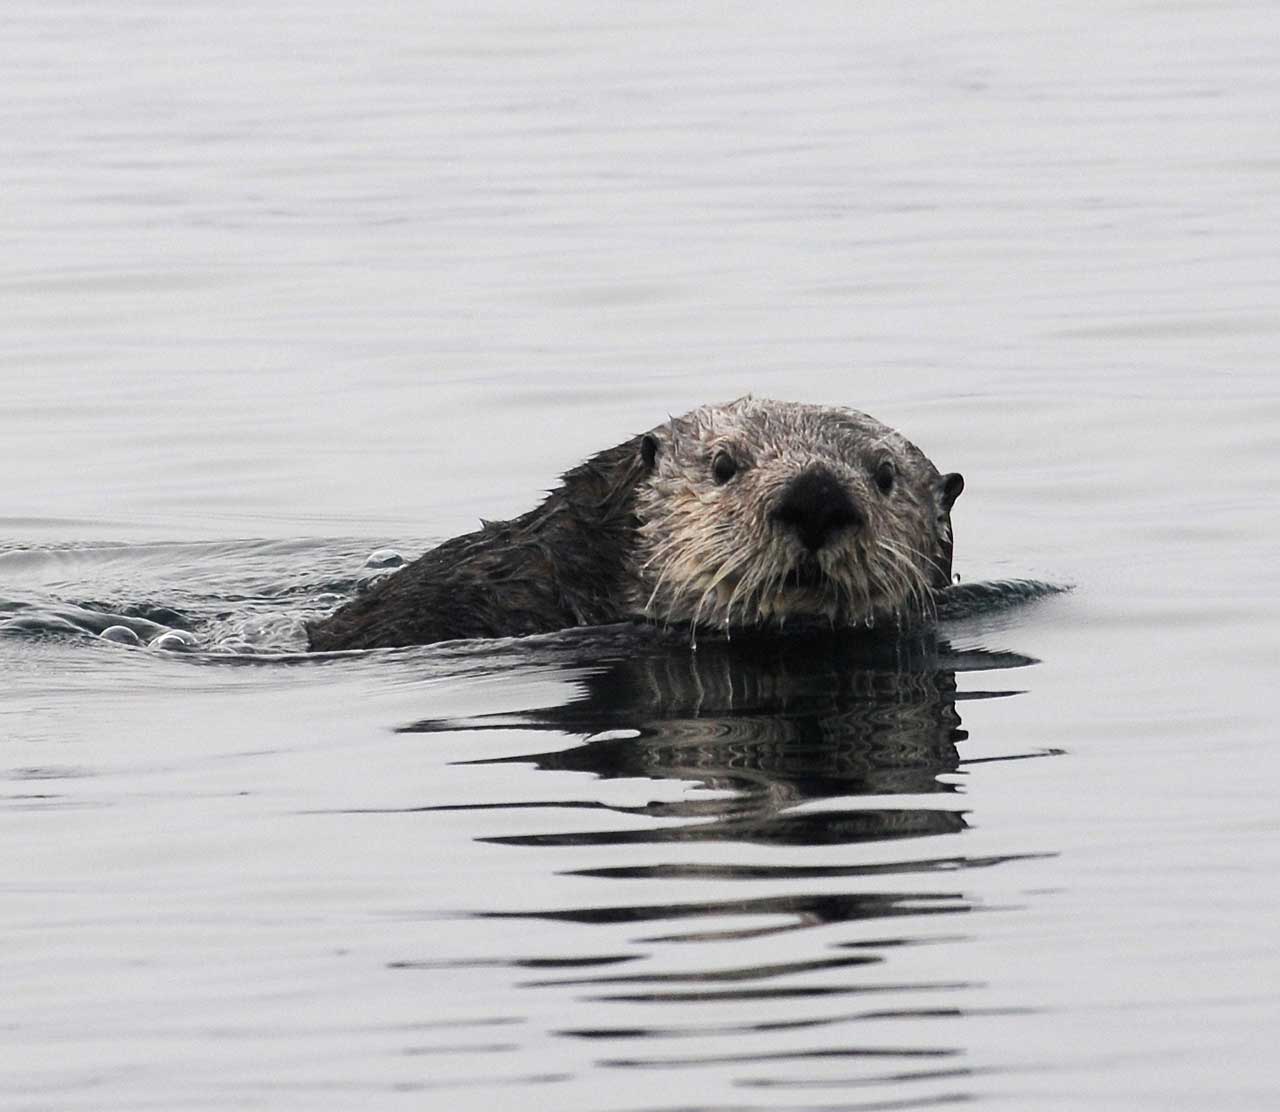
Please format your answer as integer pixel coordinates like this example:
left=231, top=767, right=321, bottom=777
left=2, top=2, right=1277, bottom=1110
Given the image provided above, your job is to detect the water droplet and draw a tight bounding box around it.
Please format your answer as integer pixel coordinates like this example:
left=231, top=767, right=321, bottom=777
left=149, top=629, right=199, bottom=652
left=100, top=625, right=141, bottom=646
left=365, top=548, right=405, bottom=569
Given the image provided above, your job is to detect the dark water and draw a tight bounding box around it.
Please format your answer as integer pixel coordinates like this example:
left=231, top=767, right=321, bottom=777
left=3, top=3, right=1278, bottom=1110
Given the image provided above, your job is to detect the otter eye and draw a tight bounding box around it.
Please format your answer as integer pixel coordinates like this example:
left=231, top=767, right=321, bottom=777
left=874, top=459, right=895, bottom=495
left=712, top=451, right=738, bottom=485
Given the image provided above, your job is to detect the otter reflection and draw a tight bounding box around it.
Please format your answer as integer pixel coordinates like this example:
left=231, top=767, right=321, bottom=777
left=400, top=631, right=1037, bottom=848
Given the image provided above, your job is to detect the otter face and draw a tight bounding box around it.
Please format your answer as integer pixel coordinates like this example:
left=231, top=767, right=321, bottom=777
left=631, top=397, right=962, bottom=633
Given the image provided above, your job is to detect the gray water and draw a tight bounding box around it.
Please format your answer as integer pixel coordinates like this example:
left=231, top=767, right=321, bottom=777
left=3, top=2, right=1278, bottom=1109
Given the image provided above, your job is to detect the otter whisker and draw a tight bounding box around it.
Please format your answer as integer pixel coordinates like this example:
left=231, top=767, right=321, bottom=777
left=877, top=537, right=936, bottom=621
left=874, top=540, right=919, bottom=621
left=689, top=549, right=752, bottom=631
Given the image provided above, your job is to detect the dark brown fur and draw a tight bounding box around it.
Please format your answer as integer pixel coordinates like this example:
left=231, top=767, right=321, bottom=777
left=307, top=438, right=646, bottom=651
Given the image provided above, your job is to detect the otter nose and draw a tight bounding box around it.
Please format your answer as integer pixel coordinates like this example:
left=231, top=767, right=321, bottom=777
left=771, top=468, right=864, bottom=553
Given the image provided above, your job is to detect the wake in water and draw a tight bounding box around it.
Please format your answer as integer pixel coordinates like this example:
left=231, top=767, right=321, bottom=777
left=0, top=538, right=390, bottom=655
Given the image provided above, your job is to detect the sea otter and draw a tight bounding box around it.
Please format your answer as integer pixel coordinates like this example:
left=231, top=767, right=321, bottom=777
left=306, top=398, right=964, bottom=651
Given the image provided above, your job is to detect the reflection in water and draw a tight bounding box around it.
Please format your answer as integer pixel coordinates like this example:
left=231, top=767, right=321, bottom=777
left=388, top=631, right=1055, bottom=1100
left=401, top=632, right=1043, bottom=849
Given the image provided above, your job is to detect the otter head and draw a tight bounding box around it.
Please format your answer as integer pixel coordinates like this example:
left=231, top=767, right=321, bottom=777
left=630, top=397, right=963, bottom=633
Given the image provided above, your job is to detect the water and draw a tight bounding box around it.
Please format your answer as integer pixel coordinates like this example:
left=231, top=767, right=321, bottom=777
left=3, top=2, right=1278, bottom=1108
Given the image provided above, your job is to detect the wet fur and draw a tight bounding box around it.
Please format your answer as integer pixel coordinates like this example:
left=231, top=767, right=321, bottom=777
left=307, top=398, right=962, bottom=651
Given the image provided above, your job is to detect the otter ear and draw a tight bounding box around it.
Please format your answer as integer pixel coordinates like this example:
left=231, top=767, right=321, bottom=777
left=939, top=472, right=964, bottom=511
left=640, top=433, right=660, bottom=471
